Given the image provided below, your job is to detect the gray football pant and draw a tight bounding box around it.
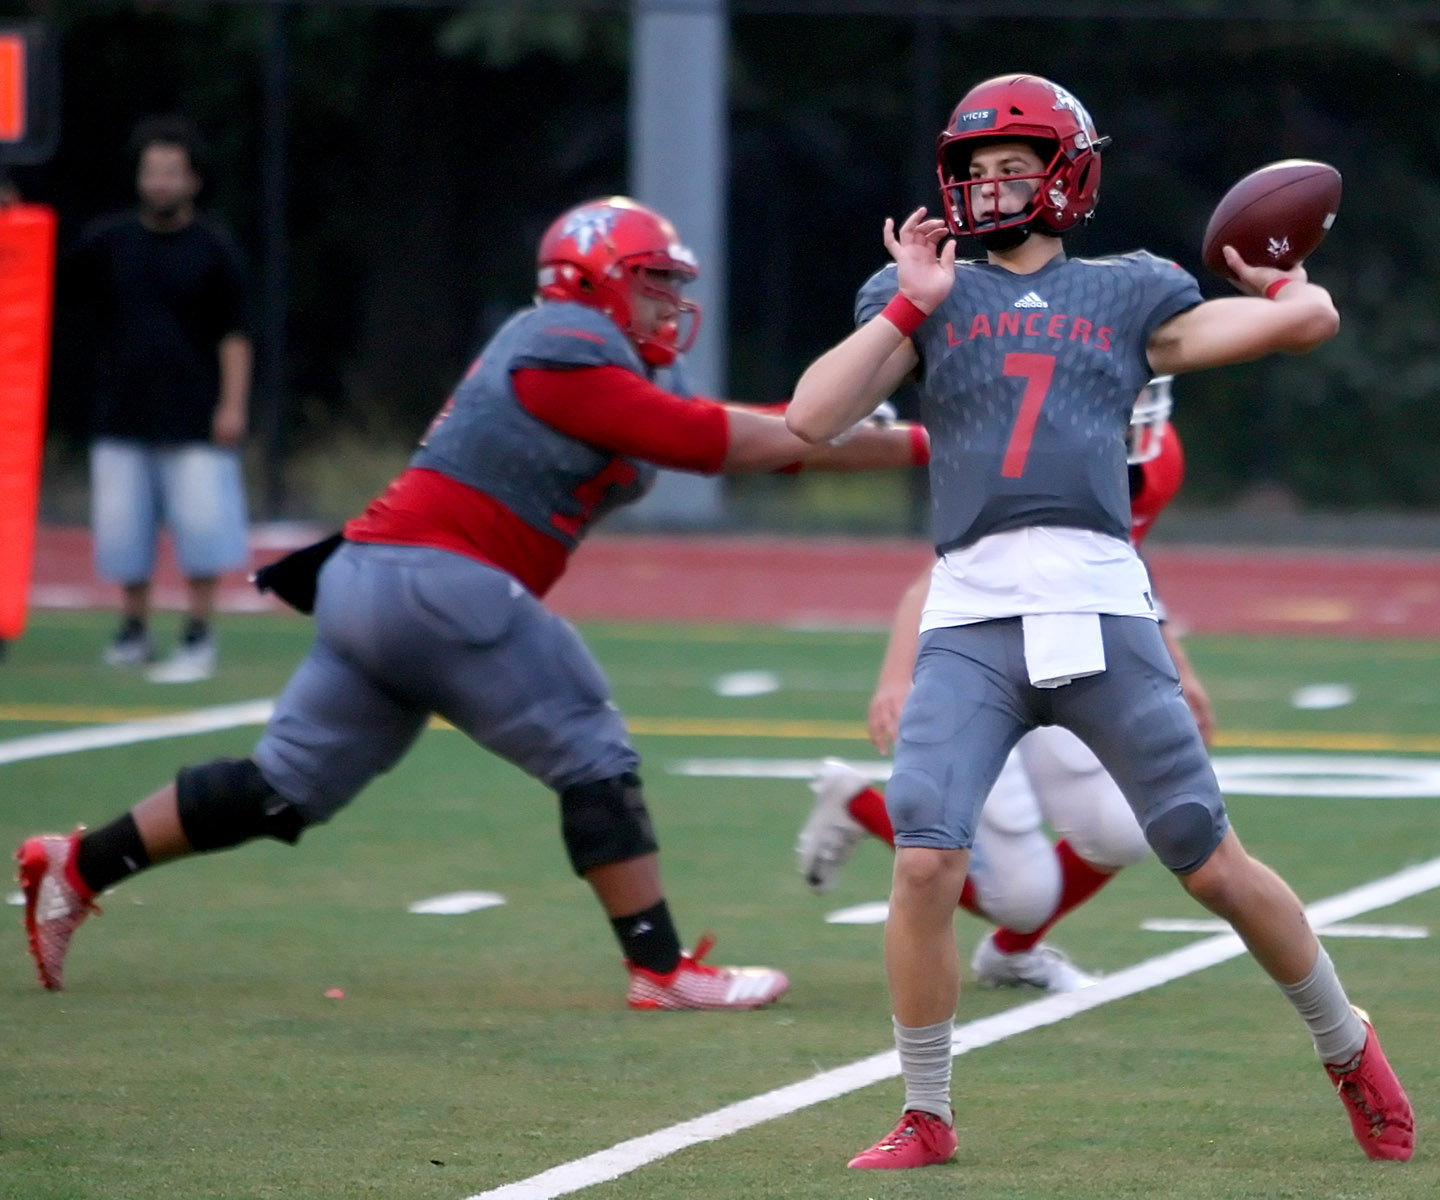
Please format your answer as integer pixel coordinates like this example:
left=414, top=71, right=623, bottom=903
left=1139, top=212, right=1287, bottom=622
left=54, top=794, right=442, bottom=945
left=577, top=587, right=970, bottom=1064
left=253, top=543, right=638, bottom=824
left=886, top=615, right=1227, bottom=874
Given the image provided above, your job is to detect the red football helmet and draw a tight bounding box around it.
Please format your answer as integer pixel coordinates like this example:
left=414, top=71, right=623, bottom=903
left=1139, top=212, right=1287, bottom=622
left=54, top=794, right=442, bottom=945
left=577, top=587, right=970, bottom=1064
left=536, top=196, right=700, bottom=366
left=935, top=74, right=1110, bottom=239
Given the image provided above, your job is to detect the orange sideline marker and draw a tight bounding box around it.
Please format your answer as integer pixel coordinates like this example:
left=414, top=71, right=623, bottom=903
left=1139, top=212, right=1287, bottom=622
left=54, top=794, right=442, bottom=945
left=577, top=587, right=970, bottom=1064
left=0, top=202, right=56, bottom=639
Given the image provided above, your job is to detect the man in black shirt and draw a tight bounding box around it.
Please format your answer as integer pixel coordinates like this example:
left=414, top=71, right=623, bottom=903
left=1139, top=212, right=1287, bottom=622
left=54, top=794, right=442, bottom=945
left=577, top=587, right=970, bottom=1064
left=72, top=116, right=251, bottom=682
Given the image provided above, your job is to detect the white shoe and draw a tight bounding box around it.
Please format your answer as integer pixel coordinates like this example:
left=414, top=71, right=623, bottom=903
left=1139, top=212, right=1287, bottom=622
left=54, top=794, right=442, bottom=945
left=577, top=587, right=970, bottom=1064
left=146, top=635, right=217, bottom=683
left=102, top=626, right=154, bottom=667
left=970, top=931, right=1098, bottom=992
left=797, top=759, right=869, bottom=893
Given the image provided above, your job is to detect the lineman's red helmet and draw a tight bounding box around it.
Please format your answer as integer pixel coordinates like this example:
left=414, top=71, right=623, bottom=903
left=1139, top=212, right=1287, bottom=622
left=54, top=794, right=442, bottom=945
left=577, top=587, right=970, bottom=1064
left=936, top=74, right=1110, bottom=240
left=537, top=196, right=700, bottom=366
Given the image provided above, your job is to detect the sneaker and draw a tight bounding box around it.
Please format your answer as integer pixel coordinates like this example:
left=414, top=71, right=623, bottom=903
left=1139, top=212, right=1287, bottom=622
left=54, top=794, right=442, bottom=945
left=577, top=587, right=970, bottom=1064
left=146, top=633, right=217, bottom=683
left=103, top=622, right=154, bottom=667
left=848, top=1109, right=958, bottom=1169
left=797, top=758, right=869, bottom=893
left=1325, top=1006, right=1415, bottom=1161
left=15, top=832, right=98, bottom=991
left=625, top=935, right=789, bottom=1011
left=970, top=931, right=1098, bottom=992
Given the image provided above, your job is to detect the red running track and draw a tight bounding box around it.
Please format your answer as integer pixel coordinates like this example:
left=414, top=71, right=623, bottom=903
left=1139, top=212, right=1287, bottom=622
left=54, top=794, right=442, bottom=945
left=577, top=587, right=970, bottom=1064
left=24, top=525, right=1440, bottom=638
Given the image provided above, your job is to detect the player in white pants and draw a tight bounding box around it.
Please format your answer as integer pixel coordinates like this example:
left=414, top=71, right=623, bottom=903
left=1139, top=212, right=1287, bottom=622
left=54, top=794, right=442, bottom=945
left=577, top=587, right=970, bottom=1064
left=799, top=382, right=1212, bottom=991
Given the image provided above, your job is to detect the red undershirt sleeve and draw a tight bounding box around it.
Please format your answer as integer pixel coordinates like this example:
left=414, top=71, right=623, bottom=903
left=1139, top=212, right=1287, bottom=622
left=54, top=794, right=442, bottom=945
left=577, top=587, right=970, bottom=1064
left=512, top=366, right=730, bottom=474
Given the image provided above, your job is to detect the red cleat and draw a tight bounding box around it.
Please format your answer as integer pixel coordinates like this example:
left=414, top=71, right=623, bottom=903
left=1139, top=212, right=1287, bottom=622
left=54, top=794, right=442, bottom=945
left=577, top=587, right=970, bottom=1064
left=1325, top=1008, right=1415, bottom=1162
left=15, top=832, right=98, bottom=991
left=848, top=1109, right=957, bottom=1169
left=625, top=935, right=788, bottom=1011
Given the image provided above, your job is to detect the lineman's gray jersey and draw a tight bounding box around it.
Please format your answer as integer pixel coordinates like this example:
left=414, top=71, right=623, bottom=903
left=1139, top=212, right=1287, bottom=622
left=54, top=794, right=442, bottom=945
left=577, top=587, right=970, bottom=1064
left=411, top=300, right=660, bottom=551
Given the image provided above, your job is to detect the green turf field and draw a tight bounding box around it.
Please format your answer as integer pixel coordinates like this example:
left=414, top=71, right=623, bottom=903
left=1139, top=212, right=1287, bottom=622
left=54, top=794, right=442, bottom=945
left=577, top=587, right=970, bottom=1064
left=2, top=609, right=1437, bottom=1199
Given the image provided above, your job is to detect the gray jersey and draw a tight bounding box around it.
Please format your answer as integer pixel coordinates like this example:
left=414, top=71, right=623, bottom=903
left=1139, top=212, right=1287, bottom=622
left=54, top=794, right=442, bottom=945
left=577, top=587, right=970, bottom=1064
left=411, top=301, right=660, bottom=551
left=857, top=252, right=1201, bottom=554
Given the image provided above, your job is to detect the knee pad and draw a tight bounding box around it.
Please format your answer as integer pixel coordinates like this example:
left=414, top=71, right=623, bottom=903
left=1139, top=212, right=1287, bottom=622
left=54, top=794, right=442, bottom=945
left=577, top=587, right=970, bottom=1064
left=175, top=757, right=310, bottom=850
left=1144, top=799, right=1224, bottom=874
left=558, top=772, right=658, bottom=875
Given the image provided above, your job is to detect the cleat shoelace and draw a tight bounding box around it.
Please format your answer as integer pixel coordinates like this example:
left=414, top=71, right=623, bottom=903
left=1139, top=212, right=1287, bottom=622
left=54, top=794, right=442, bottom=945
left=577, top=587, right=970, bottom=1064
left=1334, top=1073, right=1387, bottom=1137
left=876, top=1125, right=920, bottom=1153
left=684, top=933, right=716, bottom=969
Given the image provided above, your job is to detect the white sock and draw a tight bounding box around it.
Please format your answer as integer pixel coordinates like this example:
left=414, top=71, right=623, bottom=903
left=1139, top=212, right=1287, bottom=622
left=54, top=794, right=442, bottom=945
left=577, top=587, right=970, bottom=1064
left=894, top=1016, right=954, bottom=1122
left=1278, top=946, right=1367, bottom=1065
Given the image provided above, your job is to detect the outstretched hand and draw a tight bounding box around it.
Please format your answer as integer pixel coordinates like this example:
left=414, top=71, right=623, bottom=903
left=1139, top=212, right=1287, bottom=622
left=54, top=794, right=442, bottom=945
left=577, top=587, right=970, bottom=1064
left=883, top=207, right=956, bottom=314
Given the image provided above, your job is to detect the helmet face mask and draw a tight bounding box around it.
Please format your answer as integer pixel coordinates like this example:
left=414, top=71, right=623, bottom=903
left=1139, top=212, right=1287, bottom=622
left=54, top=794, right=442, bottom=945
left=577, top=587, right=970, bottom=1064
left=936, top=74, right=1110, bottom=241
left=628, top=267, right=699, bottom=367
left=1128, top=376, right=1174, bottom=465
left=537, top=197, right=700, bottom=366
left=946, top=139, right=1058, bottom=247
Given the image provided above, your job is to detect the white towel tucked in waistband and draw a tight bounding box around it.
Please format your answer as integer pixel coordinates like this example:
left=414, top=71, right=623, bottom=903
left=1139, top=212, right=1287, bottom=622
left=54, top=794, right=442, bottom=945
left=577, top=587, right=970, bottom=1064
left=1022, top=613, right=1106, bottom=689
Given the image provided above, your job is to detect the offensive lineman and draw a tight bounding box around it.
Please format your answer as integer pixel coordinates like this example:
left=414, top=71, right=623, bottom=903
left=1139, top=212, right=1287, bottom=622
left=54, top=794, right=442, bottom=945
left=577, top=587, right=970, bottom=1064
left=798, top=382, right=1208, bottom=993
left=786, top=74, right=1413, bottom=1167
left=16, top=196, right=930, bottom=1011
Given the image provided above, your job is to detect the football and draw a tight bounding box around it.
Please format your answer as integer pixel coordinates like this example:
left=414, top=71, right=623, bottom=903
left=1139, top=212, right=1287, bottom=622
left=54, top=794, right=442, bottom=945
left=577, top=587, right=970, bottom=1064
left=1200, top=159, right=1342, bottom=281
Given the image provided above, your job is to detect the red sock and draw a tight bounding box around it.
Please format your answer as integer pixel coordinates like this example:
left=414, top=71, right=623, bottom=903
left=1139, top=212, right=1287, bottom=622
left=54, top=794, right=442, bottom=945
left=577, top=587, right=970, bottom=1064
left=991, top=839, right=1115, bottom=954
left=846, top=786, right=894, bottom=844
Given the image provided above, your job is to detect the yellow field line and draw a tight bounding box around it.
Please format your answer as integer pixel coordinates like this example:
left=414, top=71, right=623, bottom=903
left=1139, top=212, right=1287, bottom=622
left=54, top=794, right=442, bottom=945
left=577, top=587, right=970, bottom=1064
left=5, top=702, right=1440, bottom=753
left=0, top=703, right=176, bottom=722
left=641, top=721, right=1440, bottom=752
left=1210, top=729, right=1440, bottom=753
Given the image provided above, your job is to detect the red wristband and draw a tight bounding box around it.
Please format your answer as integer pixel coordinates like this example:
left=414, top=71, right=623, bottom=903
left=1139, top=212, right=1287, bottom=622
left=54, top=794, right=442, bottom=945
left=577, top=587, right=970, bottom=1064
left=1264, top=278, right=1293, bottom=300
left=909, top=423, right=931, bottom=467
left=880, top=294, right=930, bottom=338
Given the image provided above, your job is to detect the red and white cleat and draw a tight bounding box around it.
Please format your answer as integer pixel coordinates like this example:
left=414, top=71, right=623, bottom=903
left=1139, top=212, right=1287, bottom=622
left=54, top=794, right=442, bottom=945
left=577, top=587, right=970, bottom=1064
left=15, top=832, right=98, bottom=991
left=625, top=935, right=788, bottom=1011
left=1325, top=1007, right=1415, bottom=1162
left=848, top=1108, right=958, bottom=1169
left=796, top=758, right=869, bottom=894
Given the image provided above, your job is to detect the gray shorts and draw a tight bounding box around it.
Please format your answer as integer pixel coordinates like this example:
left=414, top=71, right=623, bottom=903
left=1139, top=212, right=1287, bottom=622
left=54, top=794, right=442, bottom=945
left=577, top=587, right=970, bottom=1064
left=886, top=615, right=1227, bottom=873
left=252, top=543, right=638, bottom=823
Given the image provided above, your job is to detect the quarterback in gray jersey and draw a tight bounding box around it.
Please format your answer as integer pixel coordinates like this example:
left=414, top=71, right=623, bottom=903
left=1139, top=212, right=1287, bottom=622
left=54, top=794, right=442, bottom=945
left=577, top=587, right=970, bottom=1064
left=788, top=73, right=1411, bottom=1168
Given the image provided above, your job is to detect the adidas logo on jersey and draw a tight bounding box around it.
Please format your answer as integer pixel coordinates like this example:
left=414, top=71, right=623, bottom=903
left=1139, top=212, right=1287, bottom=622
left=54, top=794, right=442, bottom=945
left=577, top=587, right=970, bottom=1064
left=1013, top=291, right=1049, bottom=309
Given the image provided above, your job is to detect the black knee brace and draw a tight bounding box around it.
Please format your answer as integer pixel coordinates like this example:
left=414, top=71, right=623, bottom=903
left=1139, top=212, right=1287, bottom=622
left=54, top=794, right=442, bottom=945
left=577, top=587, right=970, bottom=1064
left=175, top=757, right=310, bottom=850
left=558, top=772, right=658, bottom=875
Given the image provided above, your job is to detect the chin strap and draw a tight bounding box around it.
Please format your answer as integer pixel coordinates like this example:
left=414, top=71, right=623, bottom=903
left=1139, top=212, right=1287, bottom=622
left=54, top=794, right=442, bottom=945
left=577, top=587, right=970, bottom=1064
left=977, top=223, right=1036, bottom=252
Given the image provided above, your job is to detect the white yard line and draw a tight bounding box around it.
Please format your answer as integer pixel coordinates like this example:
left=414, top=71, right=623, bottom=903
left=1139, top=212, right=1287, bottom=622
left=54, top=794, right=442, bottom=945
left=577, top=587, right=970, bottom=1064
left=464, top=855, right=1440, bottom=1200
left=0, top=700, right=273, bottom=765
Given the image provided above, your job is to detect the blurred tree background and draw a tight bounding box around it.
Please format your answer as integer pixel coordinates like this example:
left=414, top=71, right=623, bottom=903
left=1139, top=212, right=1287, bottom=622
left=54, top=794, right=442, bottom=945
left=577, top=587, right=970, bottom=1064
left=5, top=0, right=1440, bottom=531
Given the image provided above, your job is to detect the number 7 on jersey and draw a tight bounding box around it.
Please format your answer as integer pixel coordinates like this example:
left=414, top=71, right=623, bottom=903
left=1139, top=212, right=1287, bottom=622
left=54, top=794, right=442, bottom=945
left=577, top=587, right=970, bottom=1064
left=1000, top=352, right=1055, bottom=478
